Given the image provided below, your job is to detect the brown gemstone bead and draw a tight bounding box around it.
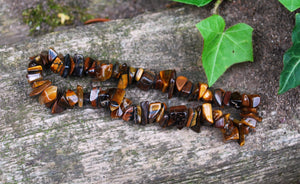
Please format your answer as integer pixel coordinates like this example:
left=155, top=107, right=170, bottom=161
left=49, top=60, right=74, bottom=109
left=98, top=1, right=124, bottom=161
left=240, top=112, right=262, bottom=122
left=241, top=117, right=257, bottom=128
left=90, top=87, right=100, bottom=108
left=50, top=57, right=64, bottom=73
left=180, top=80, right=193, bottom=97
left=28, top=60, right=38, bottom=68
left=31, top=80, right=49, bottom=88
left=212, top=110, right=223, bottom=121
left=119, top=63, right=128, bottom=75
left=72, top=54, right=84, bottom=77
left=156, top=103, right=167, bottom=123
left=202, top=103, right=213, bottom=124
left=140, top=101, right=149, bottom=125
left=213, top=88, right=225, bottom=107
left=51, top=99, right=65, bottom=114
left=66, top=89, right=78, bottom=107
left=96, top=63, right=113, bottom=81
left=202, top=89, right=213, bottom=102
left=159, top=113, right=170, bottom=128
left=87, top=61, right=96, bottom=77
left=135, top=68, right=144, bottom=81
left=159, top=70, right=173, bottom=92
left=98, top=90, right=110, bottom=108
left=248, top=94, right=261, bottom=108
left=40, top=51, right=49, bottom=66
left=189, top=83, right=199, bottom=101
left=77, top=85, right=83, bottom=107
left=241, top=107, right=258, bottom=114
left=168, top=70, right=176, bottom=99
left=29, top=80, right=52, bottom=97
left=241, top=94, right=250, bottom=107
left=134, top=105, right=142, bottom=124
left=110, top=88, right=126, bottom=111
left=117, top=74, right=128, bottom=89
left=243, top=126, right=251, bottom=135
left=223, top=91, right=231, bottom=106
left=191, top=106, right=201, bottom=133
left=57, top=94, right=71, bottom=109
left=39, top=86, right=57, bottom=105
left=121, top=98, right=132, bottom=111
left=48, top=48, right=58, bottom=62
left=68, top=56, right=75, bottom=75
left=27, top=65, right=43, bottom=74
left=169, top=105, right=188, bottom=129
left=137, top=70, right=155, bottom=91
left=112, top=62, right=121, bottom=78
left=222, top=123, right=239, bottom=141
left=154, top=73, right=164, bottom=90
left=198, top=83, right=208, bottom=100
left=27, top=73, right=43, bottom=83
left=84, top=57, right=94, bottom=73
left=122, top=106, right=135, bottom=121
left=128, top=67, right=137, bottom=85
left=214, top=116, right=225, bottom=128
left=238, top=124, right=245, bottom=146
left=230, top=92, right=242, bottom=109
left=111, top=105, right=124, bottom=119
left=175, top=76, right=188, bottom=92
left=186, top=108, right=197, bottom=127
left=148, top=102, right=162, bottom=123
left=29, top=55, right=42, bottom=65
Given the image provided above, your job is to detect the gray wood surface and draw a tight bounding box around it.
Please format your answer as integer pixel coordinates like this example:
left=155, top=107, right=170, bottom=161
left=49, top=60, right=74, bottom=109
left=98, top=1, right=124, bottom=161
left=0, top=7, right=299, bottom=183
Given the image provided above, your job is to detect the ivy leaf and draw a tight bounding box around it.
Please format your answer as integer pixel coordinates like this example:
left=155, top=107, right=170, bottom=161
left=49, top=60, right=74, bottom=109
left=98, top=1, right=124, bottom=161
left=279, top=0, right=300, bottom=12
left=172, top=0, right=213, bottom=7
left=278, top=13, right=300, bottom=94
left=196, top=15, right=253, bottom=86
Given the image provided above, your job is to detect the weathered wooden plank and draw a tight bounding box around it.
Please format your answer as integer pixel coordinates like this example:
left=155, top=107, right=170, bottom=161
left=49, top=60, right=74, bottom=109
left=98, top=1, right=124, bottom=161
left=0, top=6, right=299, bottom=184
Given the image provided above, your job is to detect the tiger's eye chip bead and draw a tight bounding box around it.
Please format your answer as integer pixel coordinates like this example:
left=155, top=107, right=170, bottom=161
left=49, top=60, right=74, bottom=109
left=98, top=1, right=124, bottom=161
left=223, top=91, right=231, bottom=106
left=122, top=106, right=135, bottom=121
left=202, top=103, right=213, bottom=124
left=241, top=94, right=250, bottom=107
left=128, top=67, right=137, bottom=85
left=90, top=87, right=100, bottom=108
left=175, top=76, right=188, bottom=92
left=169, top=105, right=188, bottom=129
left=168, top=70, right=176, bottom=99
left=117, top=74, right=128, bottom=89
left=198, top=83, right=208, bottom=100
left=28, top=65, right=43, bottom=74
left=39, top=86, right=57, bottom=106
left=110, top=88, right=126, bottom=111
left=96, top=63, right=113, bottom=81
left=202, top=89, right=213, bottom=102
left=148, top=102, right=162, bottom=124
left=213, top=88, right=225, bottom=107
left=159, top=70, right=173, bottom=92
left=29, top=80, right=52, bottom=97
left=230, top=92, right=242, bottom=109
left=72, top=54, right=84, bottom=77
left=66, top=89, right=78, bottom=107
left=137, top=70, right=155, bottom=91
left=48, top=48, right=58, bottom=62
left=248, top=94, right=261, bottom=108
left=134, top=105, right=142, bottom=124
left=180, top=80, right=193, bottom=97
left=135, top=68, right=144, bottom=82
left=27, top=73, right=43, bottom=83
left=156, top=103, right=167, bottom=124
left=140, top=101, right=150, bottom=125
left=77, top=85, right=84, bottom=107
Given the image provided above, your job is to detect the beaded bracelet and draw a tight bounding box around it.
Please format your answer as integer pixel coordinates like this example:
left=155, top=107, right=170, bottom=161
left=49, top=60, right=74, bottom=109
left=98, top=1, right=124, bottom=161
left=26, top=48, right=262, bottom=146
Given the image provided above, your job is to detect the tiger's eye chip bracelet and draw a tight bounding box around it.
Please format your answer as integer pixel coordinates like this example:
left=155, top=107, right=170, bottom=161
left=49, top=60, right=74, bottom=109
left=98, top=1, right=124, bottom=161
left=26, top=48, right=263, bottom=146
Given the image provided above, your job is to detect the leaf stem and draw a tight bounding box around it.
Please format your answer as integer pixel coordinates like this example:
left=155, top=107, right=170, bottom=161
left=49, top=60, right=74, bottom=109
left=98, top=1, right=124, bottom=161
left=212, top=0, right=224, bottom=14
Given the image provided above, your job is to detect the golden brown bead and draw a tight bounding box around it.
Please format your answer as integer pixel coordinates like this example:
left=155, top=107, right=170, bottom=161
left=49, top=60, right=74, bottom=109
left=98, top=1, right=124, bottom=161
left=241, top=117, right=257, bottom=128
left=159, top=70, right=173, bottom=93
left=96, top=63, right=113, bottom=81
left=31, top=80, right=49, bottom=89
left=84, top=57, right=94, bottom=73
left=156, top=103, right=166, bottom=123
left=66, top=89, right=78, bottom=107
left=51, top=99, right=65, bottom=114
left=238, top=124, right=245, bottom=146
left=241, top=107, right=258, bottom=114
left=186, top=108, right=197, bottom=127
left=27, top=73, right=43, bottom=83
left=140, top=101, right=149, bottom=125
left=110, top=88, right=126, bottom=111
left=198, top=83, right=208, bottom=100
left=128, top=67, right=137, bottom=85
left=154, top=74, right=164, bottom=90
left=50, top=57, right=64, bottom=73
left=39, top=86, right=57, bottom=105
left=202, top=103, right=213, bottom=124
left=176, top=76, right=188, bottom=92
left=191, top=106, right=201, bottom=133
left=212, top=110, right=223, bottom=121
left=189, top=83, right=199, bottom=101
left=202, top=89, right=213, bottom=102
left=214, top=116, right=225, bottom=128
left=148, top=102, right=162, bottom=123
left=27, top=65, right=43, bottom=74
left=169, top=105, right=188, bottom=129
left=77, top=85, right=83, bottom=107
left=117, top=74, right=128, bottom=89
left=57, top=94, right=71, bottom=109
left=135, top=68, right=144, bottom=81
left=29, top=80, right=52, bottom=97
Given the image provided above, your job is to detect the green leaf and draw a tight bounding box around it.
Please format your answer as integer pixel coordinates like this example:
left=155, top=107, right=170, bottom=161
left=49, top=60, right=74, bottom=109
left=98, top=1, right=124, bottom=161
left=278, top=13, right=300, bottom=94
left=196, top=15, right=253, bottom=86
left=172, top=0, right=213, bottom=7
left=279, top=0, right=300, bottom=12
